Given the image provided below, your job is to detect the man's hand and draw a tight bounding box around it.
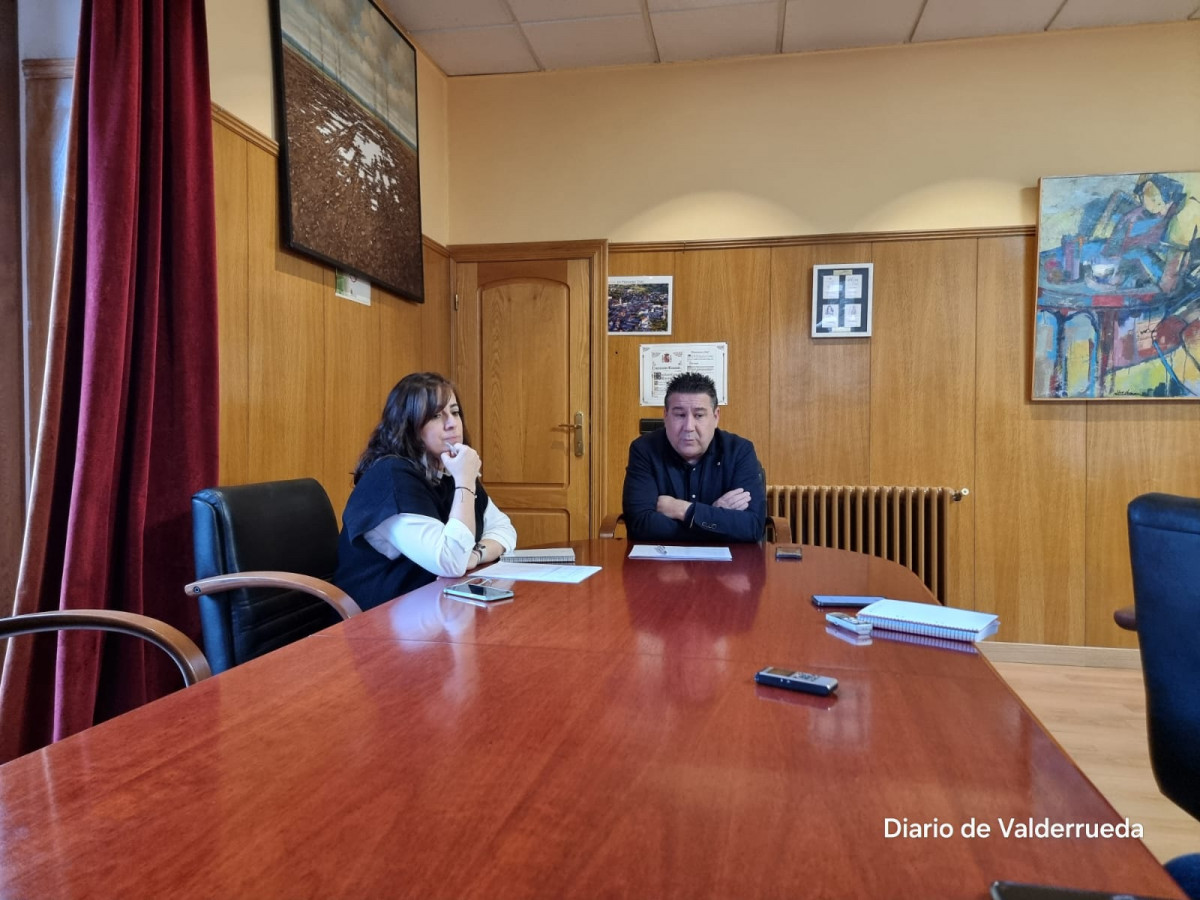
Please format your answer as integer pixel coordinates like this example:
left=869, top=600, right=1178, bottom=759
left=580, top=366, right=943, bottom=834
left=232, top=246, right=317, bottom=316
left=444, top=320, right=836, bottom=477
left=712, top=488, right=751, bottom=511
left=656, top=495, right=692, bottom=521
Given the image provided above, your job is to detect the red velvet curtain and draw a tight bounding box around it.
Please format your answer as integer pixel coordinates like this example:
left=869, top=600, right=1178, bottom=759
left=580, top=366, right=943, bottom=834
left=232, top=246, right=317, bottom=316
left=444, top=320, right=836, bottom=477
left=0, top=0, right=218, bottom=761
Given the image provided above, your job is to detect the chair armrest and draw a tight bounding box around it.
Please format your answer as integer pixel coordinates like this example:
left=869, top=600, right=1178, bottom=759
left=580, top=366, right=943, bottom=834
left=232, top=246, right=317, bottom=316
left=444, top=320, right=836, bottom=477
left=184, top=572, right=362, bottom=620
left=1113, top=605, right=1137, bottom=631
left=0, top=609, right=212, bottom=686
left=766, top=516, right=792, bottom=544
left=599, top=513, right=625, bottom=539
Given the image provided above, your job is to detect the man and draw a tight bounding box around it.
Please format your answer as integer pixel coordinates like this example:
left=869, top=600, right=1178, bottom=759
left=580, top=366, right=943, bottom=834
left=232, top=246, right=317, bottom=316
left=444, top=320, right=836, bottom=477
left=621, top=372, right=765, bottom=542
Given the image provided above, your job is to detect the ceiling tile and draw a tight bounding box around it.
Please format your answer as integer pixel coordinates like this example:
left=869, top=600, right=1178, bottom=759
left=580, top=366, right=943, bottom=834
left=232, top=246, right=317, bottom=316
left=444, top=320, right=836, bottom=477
left=509, top=0, right=644, bottom=22
left=525, top=15, right=657, bottom=69
left=652, top=2, right=781, bottom=62
left=783, top=0, right=923, bottom=52
left=912, top=0, right=1061, bottom=42
left=649, top=0, right=776, bottom=12
left=410, top=25, right=539, bottom=75
left=380, top=0, right=513, bottom=33
left=1050, top=0, right=1200, bottom=30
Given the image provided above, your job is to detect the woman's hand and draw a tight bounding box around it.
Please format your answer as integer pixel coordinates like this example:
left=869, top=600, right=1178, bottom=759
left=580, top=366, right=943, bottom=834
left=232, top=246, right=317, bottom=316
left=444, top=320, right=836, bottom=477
left=441, top=442, right=482, bottom=487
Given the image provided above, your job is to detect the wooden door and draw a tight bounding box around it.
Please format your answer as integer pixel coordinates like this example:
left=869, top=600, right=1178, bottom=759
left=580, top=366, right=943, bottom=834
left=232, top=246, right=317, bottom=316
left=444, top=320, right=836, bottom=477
left=452, top=242, right=606, bottom=545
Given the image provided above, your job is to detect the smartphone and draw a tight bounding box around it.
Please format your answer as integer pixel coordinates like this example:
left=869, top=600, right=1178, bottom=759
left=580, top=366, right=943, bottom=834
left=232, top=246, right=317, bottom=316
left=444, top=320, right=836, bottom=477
left=811, top=594, right=882, bottom=608
left=443, top=577, right=515, bottom=605
left=990, top=881, right=1177, bottom=900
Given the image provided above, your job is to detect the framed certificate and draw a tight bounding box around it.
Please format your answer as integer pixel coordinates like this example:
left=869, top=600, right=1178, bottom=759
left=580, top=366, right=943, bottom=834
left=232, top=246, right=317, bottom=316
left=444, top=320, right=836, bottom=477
left=812, top=263, right=873, bottom=338
left=638, top=342, right=728, bottom=406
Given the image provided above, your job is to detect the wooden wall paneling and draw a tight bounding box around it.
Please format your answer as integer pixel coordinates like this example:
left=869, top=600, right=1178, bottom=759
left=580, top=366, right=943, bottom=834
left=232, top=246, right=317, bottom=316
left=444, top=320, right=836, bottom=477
left=376, top=286, right=423, bottom=423
left=323, top=271, right=382, bottom=519
left=674, top=248, right=772, bottom=459
left=605, top=251, right=676, bottom=521
left=378, top=246, right=447, bottom=405
left=0, top=4, right=21, bottom=613
left=245, top=143, right=326, bottom=484
left=1084, top=404, right=1200, bottom=648
left=869, top=239, right=977, bottom=608
left=974, top=235, right=1086, bottom=644
left=420, top=241, right=451, bottom=376
left=768, top=243, right=872, bottom=485
left=212, top=121, right=250, bottom=486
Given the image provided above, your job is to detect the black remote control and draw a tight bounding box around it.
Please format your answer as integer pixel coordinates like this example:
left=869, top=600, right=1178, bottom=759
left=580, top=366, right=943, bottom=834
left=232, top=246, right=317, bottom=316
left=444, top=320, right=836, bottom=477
left=754, top=666, right=838, bottom=696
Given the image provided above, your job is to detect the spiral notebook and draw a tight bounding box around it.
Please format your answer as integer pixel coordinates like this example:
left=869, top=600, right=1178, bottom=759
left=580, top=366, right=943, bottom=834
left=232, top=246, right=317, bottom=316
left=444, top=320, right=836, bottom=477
left=501, top=548, right=576, bottom=564
left=857, top=599, right=999, bottom=643
left=871, top=627, right=980, bottom=655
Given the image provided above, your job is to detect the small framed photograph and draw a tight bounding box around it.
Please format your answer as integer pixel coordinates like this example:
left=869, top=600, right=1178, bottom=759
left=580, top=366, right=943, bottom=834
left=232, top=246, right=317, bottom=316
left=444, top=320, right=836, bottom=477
left=812, top=263, right=873, bottom=338
left=608, top=275, right=672, bottom=334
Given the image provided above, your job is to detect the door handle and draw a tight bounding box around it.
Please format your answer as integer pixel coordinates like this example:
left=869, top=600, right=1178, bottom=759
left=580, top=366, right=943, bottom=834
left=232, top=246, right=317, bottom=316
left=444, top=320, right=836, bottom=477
left=559, top=412, right=584, bottom=457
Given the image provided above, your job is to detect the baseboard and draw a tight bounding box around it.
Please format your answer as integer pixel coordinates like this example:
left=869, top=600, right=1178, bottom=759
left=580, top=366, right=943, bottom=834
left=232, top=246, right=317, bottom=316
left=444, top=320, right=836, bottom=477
left=979, top=641, right=1141, bottom=669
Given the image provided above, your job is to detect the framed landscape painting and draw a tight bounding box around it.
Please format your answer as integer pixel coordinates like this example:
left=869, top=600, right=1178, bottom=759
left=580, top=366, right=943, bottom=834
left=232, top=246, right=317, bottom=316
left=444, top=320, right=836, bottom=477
left=1033, top=172, right=1200, bottom=399
left=271, top=0, right=423, bottom=302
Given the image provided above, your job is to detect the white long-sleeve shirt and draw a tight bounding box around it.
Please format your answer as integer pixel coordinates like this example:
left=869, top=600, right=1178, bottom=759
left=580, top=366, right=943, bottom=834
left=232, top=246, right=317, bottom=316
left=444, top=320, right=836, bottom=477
left=363, top=498, right=517, bottom=578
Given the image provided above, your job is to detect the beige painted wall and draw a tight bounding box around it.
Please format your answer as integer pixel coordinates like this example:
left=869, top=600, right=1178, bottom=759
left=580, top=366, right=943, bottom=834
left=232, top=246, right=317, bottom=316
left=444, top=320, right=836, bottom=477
left=204, top=0, right=451, bottom=244
left=447, top=22, right=1200, bottom=244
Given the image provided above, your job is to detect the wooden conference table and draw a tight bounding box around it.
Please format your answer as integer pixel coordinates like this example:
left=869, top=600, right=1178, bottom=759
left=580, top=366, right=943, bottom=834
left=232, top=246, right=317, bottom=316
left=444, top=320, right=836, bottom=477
left=0, top=541, right=1183, bottom=899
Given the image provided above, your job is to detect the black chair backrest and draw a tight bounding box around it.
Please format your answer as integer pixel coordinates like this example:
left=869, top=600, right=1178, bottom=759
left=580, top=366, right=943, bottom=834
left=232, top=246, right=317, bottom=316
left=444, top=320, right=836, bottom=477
left=1128, top=492, right=1200, bottom=822
left=192, top=478, right=341, bottom=673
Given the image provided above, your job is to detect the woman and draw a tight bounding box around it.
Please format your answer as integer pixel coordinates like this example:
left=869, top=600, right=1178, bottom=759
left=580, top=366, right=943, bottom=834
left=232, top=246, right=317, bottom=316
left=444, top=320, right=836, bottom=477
left=333, top=372, right=517, bottom=609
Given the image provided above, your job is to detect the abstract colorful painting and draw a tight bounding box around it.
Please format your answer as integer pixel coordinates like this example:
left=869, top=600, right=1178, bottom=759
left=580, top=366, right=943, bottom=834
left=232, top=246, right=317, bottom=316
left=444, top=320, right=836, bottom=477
left=1034, top=172, right=1200, bottom=399
left=272, top=0, right=423, bottom=302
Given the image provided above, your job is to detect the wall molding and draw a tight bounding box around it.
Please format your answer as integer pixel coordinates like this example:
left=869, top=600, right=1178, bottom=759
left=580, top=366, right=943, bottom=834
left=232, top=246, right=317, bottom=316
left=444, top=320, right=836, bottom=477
left=980, top=641, right=1141, bottom=669
left=612, top=224, right=1034, bottom=254
left=22, top=58, right=74, bottom=80
left=211, top=103, right=277, bottom=156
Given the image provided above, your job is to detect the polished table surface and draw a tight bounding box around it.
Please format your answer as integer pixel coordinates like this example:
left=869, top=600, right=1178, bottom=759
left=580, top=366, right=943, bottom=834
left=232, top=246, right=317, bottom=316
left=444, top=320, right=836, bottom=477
left=0, top=542, right=1183, bottom=899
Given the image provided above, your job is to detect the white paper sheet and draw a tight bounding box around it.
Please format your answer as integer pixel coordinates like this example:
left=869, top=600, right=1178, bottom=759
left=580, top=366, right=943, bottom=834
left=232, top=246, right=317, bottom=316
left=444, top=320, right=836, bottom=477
left=628, top=545, right=733, bottom=561
left=472, top=561, right=601, bottom=583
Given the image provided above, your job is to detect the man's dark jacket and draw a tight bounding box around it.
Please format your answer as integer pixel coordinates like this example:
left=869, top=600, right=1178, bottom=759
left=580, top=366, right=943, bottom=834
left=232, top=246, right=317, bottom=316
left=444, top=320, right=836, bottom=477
left=621, top=427, right=765, bottom=542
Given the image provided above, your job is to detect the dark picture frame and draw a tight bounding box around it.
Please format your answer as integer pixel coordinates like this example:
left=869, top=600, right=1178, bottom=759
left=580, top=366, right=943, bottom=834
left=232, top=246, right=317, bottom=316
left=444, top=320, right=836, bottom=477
left=811, top=263, right=873, bottom=338
left=270, top=0, right=423, bottom=303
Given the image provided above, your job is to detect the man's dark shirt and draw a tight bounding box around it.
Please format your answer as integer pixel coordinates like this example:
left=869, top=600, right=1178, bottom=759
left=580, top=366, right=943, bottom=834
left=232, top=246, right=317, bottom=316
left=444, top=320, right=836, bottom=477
left=621, top=427, right=765, bottom=542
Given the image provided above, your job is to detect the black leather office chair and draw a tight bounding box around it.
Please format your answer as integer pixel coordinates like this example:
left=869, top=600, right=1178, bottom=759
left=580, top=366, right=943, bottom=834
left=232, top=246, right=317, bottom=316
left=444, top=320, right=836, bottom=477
left=187, top=478, right=361, bottom=674
left=1127, top=492, right=1200, bottom=899
left=0, top=610, right=211, bottom=686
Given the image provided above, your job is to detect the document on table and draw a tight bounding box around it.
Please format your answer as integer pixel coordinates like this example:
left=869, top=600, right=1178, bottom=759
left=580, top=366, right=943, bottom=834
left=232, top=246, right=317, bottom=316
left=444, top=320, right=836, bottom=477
left=473, top=561, right=601, bottom=583
left=628, top=545, right=733, bottom=561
